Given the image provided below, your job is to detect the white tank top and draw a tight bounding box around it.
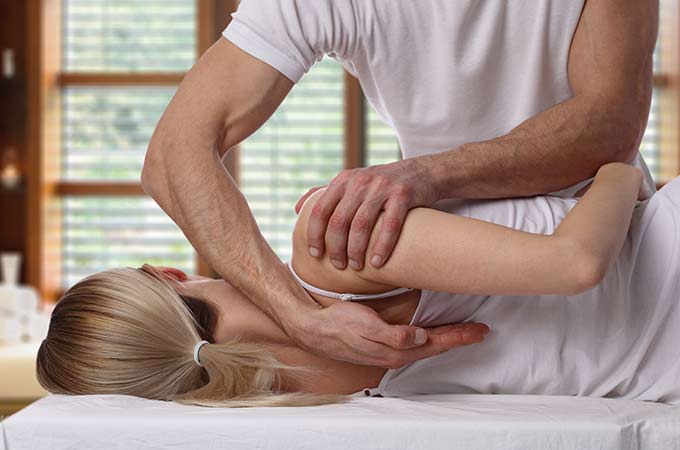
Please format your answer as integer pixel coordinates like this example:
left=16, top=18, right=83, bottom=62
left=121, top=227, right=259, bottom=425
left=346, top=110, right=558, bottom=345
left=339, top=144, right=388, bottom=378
left=224, top=0, right=654, bottom=196
left=368, top=179, right=680, bottom=404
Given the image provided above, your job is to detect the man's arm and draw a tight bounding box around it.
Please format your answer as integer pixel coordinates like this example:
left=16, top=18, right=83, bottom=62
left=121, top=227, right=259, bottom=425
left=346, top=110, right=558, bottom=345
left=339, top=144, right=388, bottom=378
left=301, top=0, right=658, bottom=271
left=142, top=38, right=483, bottom=368
left=429, top=0, right=657, bottom=199
left=142, top=38, right=298, bottom=321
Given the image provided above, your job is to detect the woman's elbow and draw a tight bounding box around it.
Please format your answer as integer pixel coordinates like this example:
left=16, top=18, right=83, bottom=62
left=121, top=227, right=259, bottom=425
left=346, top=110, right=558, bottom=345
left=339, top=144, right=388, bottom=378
left=562, top=250, right=608, bottom=296
left=550, top=237, right=607, bottom=296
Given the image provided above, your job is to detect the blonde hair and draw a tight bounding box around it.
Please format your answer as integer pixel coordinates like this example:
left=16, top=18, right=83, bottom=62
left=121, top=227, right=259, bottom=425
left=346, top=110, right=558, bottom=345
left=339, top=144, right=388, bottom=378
left=36, top=266, right=345, bottom=407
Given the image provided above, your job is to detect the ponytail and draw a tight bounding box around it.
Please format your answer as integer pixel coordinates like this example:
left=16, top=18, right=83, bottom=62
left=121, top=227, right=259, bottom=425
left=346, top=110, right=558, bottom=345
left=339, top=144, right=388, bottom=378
left=175, top=340, right=345, bottom=407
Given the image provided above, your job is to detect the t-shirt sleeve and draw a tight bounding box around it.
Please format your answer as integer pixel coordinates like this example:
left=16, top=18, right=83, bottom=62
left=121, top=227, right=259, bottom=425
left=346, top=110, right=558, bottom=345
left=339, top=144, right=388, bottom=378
left=222, top=0, right=358, bottom=83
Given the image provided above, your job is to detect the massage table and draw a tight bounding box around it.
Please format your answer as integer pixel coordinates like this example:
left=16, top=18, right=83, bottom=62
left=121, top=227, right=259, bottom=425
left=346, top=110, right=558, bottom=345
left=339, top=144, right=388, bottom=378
left=2, top=393, right=679, bottom=449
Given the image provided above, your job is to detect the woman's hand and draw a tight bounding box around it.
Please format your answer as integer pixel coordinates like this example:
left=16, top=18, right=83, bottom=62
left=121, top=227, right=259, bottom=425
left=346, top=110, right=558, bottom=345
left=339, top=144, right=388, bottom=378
left=285, top=300, right=489, bottom=369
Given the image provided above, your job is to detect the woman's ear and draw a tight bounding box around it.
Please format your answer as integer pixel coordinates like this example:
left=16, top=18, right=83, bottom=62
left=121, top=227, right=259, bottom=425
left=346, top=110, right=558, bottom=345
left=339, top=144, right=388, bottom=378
left=156, top=266, right=188, bottom=282
left=139, top=264, right=190, bottom=296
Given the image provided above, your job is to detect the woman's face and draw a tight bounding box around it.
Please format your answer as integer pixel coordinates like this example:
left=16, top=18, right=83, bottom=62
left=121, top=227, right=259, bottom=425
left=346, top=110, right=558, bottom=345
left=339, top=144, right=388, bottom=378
left=153, top=267, right=291, bottom=346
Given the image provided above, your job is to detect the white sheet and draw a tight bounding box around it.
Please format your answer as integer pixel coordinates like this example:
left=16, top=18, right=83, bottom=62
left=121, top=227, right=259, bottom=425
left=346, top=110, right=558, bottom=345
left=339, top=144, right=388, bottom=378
left=2, top=394, right=680, bottom=450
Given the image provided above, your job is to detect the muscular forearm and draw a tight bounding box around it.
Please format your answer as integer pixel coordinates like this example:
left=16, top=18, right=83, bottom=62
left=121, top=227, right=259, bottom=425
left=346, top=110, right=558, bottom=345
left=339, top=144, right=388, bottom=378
left=143, top=122, right=317, bottom=325
left=142, top=40, right=316, bottom=328
left=427, top=92, right=648, bottom=200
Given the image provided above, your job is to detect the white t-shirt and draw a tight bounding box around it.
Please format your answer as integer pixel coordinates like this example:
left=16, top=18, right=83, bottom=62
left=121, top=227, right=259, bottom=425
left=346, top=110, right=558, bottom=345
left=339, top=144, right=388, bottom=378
left=371, top=178, right=680, bottom=403
left=223, top=0, right=654, bottom=195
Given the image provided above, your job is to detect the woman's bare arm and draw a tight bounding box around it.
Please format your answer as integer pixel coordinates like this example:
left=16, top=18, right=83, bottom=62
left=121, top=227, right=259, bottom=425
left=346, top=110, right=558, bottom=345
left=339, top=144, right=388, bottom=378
left=294, top=163, right=643, bottom=297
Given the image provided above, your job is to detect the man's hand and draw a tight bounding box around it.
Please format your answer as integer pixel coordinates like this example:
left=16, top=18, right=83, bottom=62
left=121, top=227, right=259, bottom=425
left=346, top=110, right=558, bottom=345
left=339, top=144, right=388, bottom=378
left=295, top=157, right=439, bottom=271
left=287, top=300, right=489, bottom=368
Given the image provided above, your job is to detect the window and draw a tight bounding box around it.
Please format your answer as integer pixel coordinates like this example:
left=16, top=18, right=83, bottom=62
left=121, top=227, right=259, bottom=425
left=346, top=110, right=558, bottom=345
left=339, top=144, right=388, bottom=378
left=62, top=0, right=196, bottom=72
left=240, top=58, right=344, bottom=260
left=57, top=0, right=198, bottom=288
left=365, top=104, right=401, bottom=167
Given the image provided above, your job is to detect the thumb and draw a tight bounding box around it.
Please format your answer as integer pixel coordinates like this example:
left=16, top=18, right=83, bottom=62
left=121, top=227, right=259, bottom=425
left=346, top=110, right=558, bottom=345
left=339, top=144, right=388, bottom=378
left=370, top=324, right=429, bottom=349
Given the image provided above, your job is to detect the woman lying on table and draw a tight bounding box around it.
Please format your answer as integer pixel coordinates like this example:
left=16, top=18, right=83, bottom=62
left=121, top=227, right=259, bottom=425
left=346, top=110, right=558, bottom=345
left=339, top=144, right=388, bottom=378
left=37, top=162, right=680, bottom=407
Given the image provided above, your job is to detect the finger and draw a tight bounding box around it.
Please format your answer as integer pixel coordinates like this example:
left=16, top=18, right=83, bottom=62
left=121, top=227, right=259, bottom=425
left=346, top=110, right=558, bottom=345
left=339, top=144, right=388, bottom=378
left=341, top=337, right=399, bottom=367
left=425, top=329, right=486, bottom=352
left=346, top=199, right=385, bottom=271
left=341, top=327, right=421, bottom=368
left=381, top=327, right=488, bottom=369
left=295, top=186, right=325, bottom=215
left=325, top=194, right=365, bottom=270
left=364, top=322, right=430, bottom=350
left=428, top=322, right=490, bottom=336
left=369, top=200, right=409, bottom=268
left=307, top=186, right=344, bottom=259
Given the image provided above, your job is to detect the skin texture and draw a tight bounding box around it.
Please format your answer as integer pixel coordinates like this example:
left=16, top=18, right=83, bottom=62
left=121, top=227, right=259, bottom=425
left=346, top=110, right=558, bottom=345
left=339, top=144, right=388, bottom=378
left=162, top=273, right=487, bottom=394
left=294, top=164, right=643, bottom=301
left=157, top=162, right=640, bottom=394
left=300, top=0, right=658, bottom=271
left=142, top=39, right=483, bottom=368
left=142, top=1, right=657, bottom=367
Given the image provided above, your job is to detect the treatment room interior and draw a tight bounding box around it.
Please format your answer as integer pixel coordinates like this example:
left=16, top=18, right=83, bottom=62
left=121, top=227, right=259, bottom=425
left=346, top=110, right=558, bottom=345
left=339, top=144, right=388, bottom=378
left=2, top=0, right=680, bottom=449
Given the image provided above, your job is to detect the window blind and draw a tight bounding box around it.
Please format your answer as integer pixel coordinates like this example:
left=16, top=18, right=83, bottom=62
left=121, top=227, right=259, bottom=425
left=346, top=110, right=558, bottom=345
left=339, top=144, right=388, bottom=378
left=62, top=197, right=194, bottom=287
left=365, top=103, right=401, bottom=166
left=640, top=40, right=663, bottom=180
left=63, top=0, right=196, bottom=72
left=62, top=87, right=175, bottom=181
left=640, top=89, right=661, bottom=178
left=60, top=0, right=197, bottom=288
left=240, top=58, right=344, bottom=260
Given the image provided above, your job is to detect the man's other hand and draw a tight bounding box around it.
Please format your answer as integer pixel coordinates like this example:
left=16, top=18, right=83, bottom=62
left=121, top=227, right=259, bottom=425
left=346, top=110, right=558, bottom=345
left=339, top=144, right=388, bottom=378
left=288, top=300, right=489, bottom=368
left=295, top=157, right=439, bottom=270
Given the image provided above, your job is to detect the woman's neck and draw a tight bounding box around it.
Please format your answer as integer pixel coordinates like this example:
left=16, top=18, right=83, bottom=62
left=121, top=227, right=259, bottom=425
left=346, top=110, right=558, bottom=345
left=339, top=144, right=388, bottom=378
left=200, top=271, right=420, bottom=395
left=267, top=289, right=421, bottom=395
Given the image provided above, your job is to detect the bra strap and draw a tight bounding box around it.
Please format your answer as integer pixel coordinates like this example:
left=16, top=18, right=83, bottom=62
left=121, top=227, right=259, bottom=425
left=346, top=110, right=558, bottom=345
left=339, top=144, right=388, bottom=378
left=286, top=260, right=412, bottom=302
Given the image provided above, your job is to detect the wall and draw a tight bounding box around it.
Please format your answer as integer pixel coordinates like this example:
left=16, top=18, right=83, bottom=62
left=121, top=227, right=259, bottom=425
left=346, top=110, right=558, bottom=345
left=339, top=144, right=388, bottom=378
left=0, top=1, right=28, bottom=284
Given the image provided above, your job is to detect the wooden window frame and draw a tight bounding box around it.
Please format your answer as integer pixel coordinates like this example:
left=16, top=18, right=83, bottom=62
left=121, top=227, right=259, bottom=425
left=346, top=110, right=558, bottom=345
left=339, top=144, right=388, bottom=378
left=344, top=74, right=364, bottom=168
left=657, top=0, right=680, bottom=185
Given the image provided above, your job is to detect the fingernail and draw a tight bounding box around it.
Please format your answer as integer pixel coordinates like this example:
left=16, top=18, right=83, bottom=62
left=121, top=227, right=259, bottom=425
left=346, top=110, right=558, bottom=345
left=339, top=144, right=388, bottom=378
left=414, top=328, right=427, bottom=345
left=331, top=259, right=346, bottom=269
left=371, top=255, right=383, bottom=267
left=309, top=247, right=320, bottom=257
left=349, top=259, right=361, bottom=270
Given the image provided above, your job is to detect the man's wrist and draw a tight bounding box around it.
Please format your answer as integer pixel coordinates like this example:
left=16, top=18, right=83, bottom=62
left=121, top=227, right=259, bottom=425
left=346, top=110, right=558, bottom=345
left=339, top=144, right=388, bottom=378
left=274, top=288, right=323, bottom=342
left=421, top=150, right=454, bottom=201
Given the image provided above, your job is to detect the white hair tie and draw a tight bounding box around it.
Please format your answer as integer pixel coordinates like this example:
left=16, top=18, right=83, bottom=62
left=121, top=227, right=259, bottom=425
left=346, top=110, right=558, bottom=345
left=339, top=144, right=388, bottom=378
left=193, top=340, right=209, bottom=367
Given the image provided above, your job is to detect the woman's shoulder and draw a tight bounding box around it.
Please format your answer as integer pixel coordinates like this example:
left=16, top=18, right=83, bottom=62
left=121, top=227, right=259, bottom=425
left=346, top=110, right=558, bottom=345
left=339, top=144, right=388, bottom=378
left=291, top=189, right=400, bottom=296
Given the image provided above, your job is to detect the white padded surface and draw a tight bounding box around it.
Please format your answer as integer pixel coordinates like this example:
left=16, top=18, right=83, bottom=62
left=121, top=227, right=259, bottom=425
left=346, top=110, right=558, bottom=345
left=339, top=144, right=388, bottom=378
left=0, top=343, right=47, bottom=400
left=2, top=394, right=680, bottom=450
